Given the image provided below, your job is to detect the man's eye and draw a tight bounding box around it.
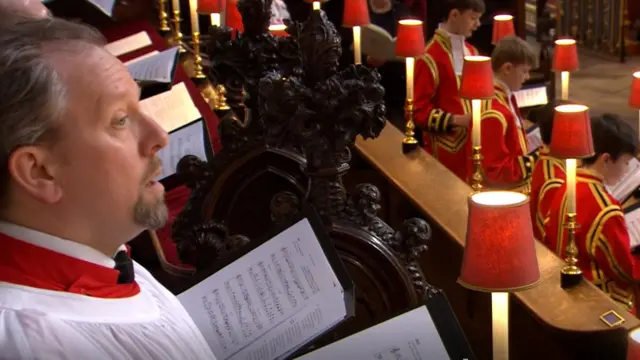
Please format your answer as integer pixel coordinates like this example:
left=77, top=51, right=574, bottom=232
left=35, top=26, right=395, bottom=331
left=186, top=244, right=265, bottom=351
left=115, top=116, right=129, bottom=126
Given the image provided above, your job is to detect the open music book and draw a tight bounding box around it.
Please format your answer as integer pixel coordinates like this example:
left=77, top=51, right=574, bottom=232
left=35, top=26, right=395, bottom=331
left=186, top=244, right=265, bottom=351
left=139, top=82, right=201, bottom=133
left=295, top=291, right=475, bottom=360
left=126, top=47, right=179, bottom=86
left=526, top=125, right=543, bottom=152
left=513, top=84, right=548, bottom=109
left=155, top=121, right=208, bottom=180
left=624, top=201, right=640, bottom=251
left=86, top=0, right=116, bottom=16
left=360, top=24, right=402, bottom=62
left=607, top=157, right=640, bottom=203
left=177, top=212, right=354, bottom=360
left=104, top=31, right=153, bottom=57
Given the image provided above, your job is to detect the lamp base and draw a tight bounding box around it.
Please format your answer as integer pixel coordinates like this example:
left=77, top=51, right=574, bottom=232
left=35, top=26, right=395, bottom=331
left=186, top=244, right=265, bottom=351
left=402, top=137, right=418, bottom=154
left=560, top=269, right=582, bottom=289
left=191, top=75, right=207, bottom=85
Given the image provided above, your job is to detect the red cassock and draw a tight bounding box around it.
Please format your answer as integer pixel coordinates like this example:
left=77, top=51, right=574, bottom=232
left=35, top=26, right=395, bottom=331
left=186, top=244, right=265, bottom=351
left=414, top=29, right=479, bottom=180
left=544, top=169, right=640, bottom=313
left=467, top=82, right=538, bottom=192
left=530, top=148, right=565, bottom=240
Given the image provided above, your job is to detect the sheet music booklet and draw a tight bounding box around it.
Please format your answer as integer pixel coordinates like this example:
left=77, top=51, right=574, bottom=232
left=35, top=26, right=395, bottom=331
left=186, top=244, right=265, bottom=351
left=624, top=200, right=640, bottom=251
left=360, top=24, right=403, bottom=62
left=513, top=84, right=548, bottom=109
left=177, top=208, right=355, bottom=360
left=85, top=0, right=116, bottom=17
left=608, top=157, right=640, bottom=203
left=295, top=290, right=475, bottom=360
left=526, top=124, right=543, bottom=152
left=127, top=47, right=180, bottom=87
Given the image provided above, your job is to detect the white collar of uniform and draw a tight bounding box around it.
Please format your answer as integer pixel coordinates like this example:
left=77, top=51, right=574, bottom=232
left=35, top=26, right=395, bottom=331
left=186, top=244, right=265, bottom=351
left=495, top=78, right=513, bottom=97
left=437, top=23, right=467, bottom=45
left=0, top=220, right=126, bottom=269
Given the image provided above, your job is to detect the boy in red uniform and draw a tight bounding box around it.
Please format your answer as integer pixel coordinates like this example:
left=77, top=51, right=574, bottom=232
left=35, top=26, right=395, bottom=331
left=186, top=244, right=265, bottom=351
left=470, top=36, right=540, bottom=192
left=413, top=0, right=484, bottom=180
left=544, top=114, right=640, bottom=313
left=530, top=106, right=565, bottom=240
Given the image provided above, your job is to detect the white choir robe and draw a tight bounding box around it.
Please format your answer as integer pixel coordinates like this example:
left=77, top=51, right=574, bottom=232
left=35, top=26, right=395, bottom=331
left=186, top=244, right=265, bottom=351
left=0, top=222, right=216, bottom=360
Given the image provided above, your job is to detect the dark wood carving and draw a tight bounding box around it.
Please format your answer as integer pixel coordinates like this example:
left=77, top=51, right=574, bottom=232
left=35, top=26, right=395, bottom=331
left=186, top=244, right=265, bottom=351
left=172, top=0, right=440, bottom=341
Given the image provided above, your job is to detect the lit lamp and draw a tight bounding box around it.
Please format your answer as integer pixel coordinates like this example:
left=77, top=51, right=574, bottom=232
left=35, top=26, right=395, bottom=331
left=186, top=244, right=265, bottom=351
left=395, top=19, right=425, bottom=153
left=492, top=14, right=515, bottom=44
left=459, top=191, right=540, bottom=360
left=628, top=72, right=640, bottom=139
left=198, top=0, right=225, bottom=27
left=170, top=0, right=186, bottom=52
left=459, top=56, right=495, bottom=192
left=629, top=328, right=640, bottom=360
left=269, top=24, right=289, bottom=37
left=157, top=0, right=171, bottom=33
left=553, top=39, right=579, bottom=101
left=188, top=0, right=206, bottom=81
left=548, top=104, right=594, bottom=288
left=342, top=0, right=370, bottom=65
left=304, top=0, right=328, bottom=11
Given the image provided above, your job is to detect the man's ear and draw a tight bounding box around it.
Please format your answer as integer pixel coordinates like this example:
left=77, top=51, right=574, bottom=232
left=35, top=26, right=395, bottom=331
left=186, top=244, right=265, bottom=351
left=7, top=146, right=63, bottom=204
left=449, top=9, right=460, bottom=20
left=501, top=62, right=514, bottom=74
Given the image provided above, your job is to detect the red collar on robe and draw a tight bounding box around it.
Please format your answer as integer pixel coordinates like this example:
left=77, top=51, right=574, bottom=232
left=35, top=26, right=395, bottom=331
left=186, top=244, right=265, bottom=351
left=0, top=232, right=140, bottom=298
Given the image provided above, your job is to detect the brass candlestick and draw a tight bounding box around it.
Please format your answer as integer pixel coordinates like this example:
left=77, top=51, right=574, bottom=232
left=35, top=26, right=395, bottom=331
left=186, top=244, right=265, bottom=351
left=561, top=212, right=582, bottom=288
left=170, top=10, right=186, bottom=53
left=191, top=32, right=206, bottom=81
left=158, top=0, right=171, bottom=33
left=402, top=98, right=418, bottom=153
left=470, top=145, right=484, bottom=192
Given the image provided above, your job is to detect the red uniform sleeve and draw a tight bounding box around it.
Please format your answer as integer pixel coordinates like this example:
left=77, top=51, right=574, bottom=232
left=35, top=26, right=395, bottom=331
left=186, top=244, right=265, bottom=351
left=537, top=178, right=564, bottom=241
left=413, top=54, right=453, bottom=133
left=588, top=206, right=640, bottom=282
left=480, top=110, right=538, bottom=186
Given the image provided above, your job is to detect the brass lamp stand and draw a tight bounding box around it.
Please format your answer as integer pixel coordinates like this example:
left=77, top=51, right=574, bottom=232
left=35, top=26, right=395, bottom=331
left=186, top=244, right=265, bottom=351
left=561, top=212, right=582, bottom=288
left=158, top=0, right=171, bottom=34
left=402, top=98, right=418, bottom=153
left=470, top=145, right=484, bottom=192
left=191, top=32, right=206, bottom=82
left=170, top=10, right=186, bottom=53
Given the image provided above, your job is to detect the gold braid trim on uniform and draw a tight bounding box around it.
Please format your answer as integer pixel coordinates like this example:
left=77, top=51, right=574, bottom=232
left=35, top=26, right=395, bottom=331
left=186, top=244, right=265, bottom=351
left=537, top=178, right=564, bottom=238
left=418, top=54, right=439, bottom=90
left=427, top=109, right=452, bottom=133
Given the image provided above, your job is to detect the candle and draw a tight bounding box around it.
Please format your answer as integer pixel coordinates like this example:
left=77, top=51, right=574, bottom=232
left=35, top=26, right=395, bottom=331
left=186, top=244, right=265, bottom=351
left=353, top=26, right=361, bottom=64
left=312, top=1, right=320, bottom=10
left=211, top=13, right=221, bottom=27
left=492, top=292, right=509, bottom=360
left=566, top=158, right=577, bottom=214
left=189, top=0, right=199, bottom=33
left=405, top=57, right=415, bottom=100
left=471, top=99, right=482, bottom=147
left=172, top=0, right=180, bottom=13
left=268, top=24, right=288, bottom=37
left=638, top=110, right=640, bottom=140
left=561, top=71, right=570, bottom=100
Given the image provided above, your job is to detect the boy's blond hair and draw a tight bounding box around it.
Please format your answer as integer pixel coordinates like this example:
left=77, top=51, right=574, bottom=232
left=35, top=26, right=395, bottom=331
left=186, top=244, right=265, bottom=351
left=491, top=36, right=539, bottom=72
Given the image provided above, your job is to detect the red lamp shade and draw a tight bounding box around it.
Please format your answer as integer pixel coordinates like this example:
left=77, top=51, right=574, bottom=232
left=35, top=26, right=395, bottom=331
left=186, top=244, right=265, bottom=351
left=198, top=0, right=225, bottom=13
left=269, top=24, right=289, bottom=37
left=459, top=191, right=540, bottom=292
left=395, top=19, right=424, bottom=58
left=225, top=0, right=243, bottom=32
left=553, top=38, right=579, bottom=72
left=629, top=328, right=640, bottom=360
left=630, top=71, right=640, bottom=109
left=343, top=0, right=370, bottom=27
left=549, top=104, right=595, bottom=159
left=492, top=14, right=515, bottom=44
left=459, top=56, right=494, bottom=99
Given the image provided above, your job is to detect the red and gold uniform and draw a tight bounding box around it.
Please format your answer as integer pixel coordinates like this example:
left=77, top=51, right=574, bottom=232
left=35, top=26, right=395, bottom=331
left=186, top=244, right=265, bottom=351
left=414, top=28, right=479, bottom=180
left=544, top=169, right=640, bottom=313
left=530, top=148, right=565, bottom=240
left=467, top=81, right=538, bottom=192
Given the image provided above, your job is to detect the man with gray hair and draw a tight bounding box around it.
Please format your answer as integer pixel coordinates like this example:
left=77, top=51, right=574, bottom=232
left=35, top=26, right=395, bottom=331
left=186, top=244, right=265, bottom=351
left=0, top=17, right=216, bottom=359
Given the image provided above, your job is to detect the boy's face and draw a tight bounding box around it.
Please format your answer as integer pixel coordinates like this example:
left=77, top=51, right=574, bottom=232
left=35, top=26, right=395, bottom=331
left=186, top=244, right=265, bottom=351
left=499, top=63, right=532, bottom=92
left=604, top=153, right=634, bottom=186
left=450, top=9, right=482, bottom=38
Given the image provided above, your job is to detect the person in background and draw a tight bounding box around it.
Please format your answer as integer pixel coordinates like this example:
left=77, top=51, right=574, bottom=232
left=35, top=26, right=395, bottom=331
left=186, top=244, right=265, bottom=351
left=0, top=18, right=214, bottom=359
left=413, top=0, right=484, bottom=180
left=530, top=105, right=565, bottom=241
left=0, top=0, right=50, bottom=21
left=544, top=113, right=640, bottom=314
left=469, top=36, right=540, bottom=192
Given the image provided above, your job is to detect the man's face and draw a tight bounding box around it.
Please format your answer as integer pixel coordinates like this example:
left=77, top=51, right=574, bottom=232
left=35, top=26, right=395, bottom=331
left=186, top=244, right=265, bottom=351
left=451, top=9, right=482, bottom=38
left=46, top=45, right=169, bottom=243
left=501, top=63, right=532, bottom=91
left=604, top=153, right=633, bottom=186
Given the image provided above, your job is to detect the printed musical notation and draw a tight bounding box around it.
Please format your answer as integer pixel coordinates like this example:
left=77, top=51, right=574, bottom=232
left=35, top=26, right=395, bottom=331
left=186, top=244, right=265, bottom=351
left=608, top=157, right=640, bottom=202
left=178, top=219, right=346, bottom=360
left=625, top=207, right=640, bottom=250
left=139, top=82, right=201, bottom=133
left=513, top=86, right=548, bottom=108
left=156, top=121, right=207, bottom=179
left=526, top=126, right=543, bottom=152
left=104, top=31, right=152, bottom=57
left=126, top=47, right=179, bottom=84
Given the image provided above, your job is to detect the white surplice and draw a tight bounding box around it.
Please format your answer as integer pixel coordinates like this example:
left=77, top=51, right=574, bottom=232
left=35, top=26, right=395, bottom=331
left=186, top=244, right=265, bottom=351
left=0, top=222, right=216, bottom=360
